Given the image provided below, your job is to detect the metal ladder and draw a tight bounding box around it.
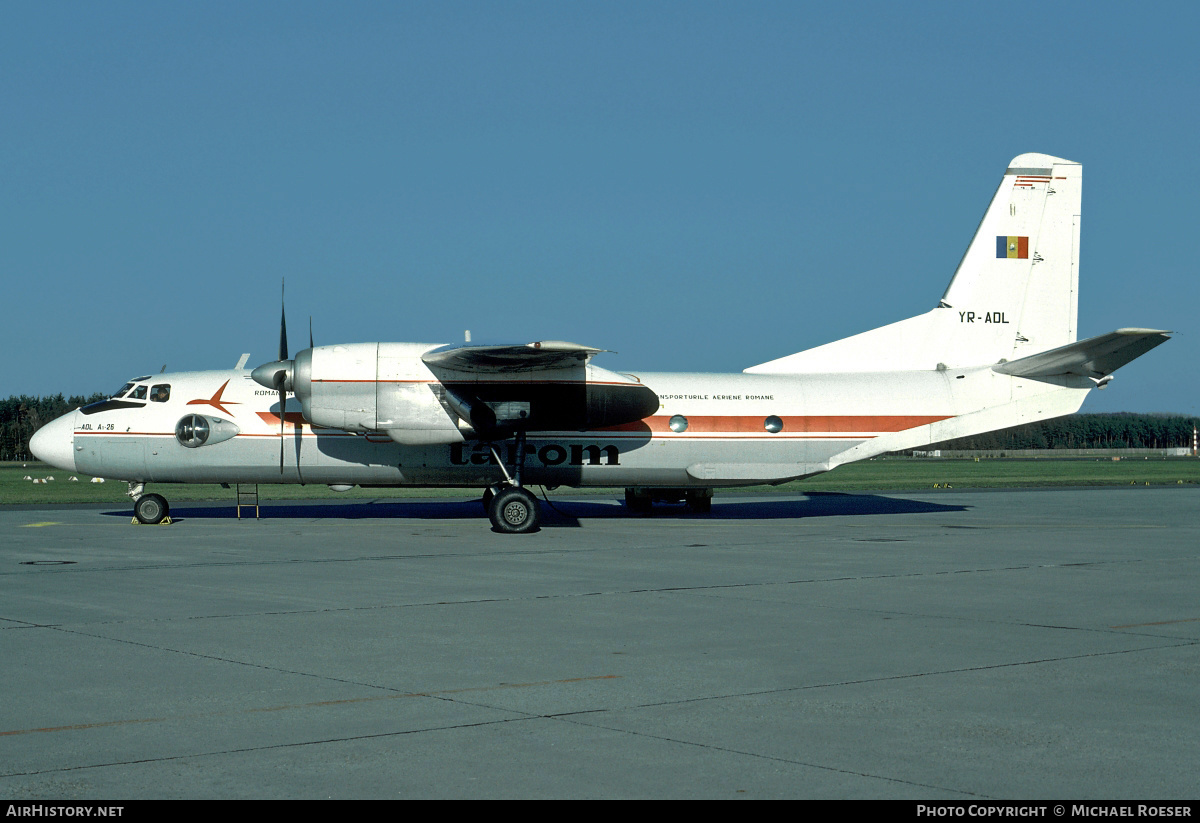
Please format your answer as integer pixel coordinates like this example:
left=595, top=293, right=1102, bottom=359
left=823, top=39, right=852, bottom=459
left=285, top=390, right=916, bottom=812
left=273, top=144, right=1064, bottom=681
left=235, top=484, right=260, bottom=519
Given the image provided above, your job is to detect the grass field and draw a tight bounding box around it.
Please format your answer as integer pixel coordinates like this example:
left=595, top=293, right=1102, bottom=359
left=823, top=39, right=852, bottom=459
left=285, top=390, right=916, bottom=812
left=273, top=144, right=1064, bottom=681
left=5, top=456, right=1198, bottom=507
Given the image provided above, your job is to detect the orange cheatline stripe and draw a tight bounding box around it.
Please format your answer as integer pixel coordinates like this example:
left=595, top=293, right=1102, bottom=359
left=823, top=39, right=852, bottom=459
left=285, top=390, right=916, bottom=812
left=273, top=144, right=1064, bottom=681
left=247, top=413, right=951, bottom=434
left=310, top=379, right=637, bottom=387
left=255, top=412, right=950, bottom=434
left=601, top=415, right=951, bottom=434
left=78, top=413, right=952, bottom=439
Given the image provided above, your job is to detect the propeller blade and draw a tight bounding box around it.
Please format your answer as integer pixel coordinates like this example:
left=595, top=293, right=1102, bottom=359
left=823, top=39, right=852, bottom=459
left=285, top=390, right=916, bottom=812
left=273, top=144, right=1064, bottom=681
left=279, top=280, right=289, bottom=362
left=277, top=280, right=288, bottom=474
left=309, top=315, right=314, bottom=349
left=275, top=372, right=286, bottom=474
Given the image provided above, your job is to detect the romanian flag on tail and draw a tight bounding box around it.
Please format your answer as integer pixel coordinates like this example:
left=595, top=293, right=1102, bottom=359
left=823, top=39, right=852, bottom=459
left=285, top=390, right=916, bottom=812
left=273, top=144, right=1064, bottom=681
left=996, top=236, right=1029, bottom=259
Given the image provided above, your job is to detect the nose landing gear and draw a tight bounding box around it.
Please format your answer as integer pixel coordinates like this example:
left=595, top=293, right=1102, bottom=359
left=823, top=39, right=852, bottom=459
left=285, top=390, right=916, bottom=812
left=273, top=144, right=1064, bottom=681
left=133, top=492, right=171, bottom=525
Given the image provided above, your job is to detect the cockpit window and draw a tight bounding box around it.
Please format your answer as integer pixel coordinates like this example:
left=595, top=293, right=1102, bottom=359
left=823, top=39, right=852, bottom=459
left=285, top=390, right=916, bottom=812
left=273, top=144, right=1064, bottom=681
left=130, top=385, right=148, bottom=400
left=113, top=382, right=135, bottom=399
left=150, top=384, right=171, bottom=403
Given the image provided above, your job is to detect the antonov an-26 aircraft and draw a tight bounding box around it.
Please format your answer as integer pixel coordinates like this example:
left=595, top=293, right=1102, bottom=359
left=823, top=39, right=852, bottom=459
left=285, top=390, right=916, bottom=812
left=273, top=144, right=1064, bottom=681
left=32, top=153, right=1169, bottom=533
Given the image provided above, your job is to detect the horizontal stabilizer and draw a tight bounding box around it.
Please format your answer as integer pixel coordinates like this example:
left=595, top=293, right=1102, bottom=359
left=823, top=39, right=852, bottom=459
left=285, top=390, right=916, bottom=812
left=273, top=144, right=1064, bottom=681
left=422, top=341, right=607, bottom=372
left=992, top=328, right=1171, bottom=380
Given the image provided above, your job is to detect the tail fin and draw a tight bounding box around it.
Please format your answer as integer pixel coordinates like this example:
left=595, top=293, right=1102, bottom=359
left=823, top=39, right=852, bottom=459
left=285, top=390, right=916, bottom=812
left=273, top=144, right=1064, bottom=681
left=745, top=153, right=1082, bottom=374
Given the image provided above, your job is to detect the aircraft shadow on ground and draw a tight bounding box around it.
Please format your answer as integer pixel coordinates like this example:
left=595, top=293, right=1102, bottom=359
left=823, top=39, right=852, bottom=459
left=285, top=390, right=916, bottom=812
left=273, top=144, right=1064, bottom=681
left=101, top=492, right=968, bottom=529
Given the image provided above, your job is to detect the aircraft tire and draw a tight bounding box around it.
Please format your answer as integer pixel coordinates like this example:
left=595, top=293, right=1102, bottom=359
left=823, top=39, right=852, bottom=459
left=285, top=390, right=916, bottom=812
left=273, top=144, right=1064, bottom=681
left=134, top=493, right=170, bottom=525
left=489, top=487, right=540, bottom=534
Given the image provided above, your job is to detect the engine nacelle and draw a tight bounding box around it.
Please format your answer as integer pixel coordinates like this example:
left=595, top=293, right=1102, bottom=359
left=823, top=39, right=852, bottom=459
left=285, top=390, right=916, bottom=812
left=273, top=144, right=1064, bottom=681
left=292, top=343, right=463, bottom=445
left=278, top=341, right=659, bottom=445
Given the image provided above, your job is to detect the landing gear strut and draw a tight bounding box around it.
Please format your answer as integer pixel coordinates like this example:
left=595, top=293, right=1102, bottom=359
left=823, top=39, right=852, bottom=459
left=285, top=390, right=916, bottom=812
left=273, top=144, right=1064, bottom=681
left=126, top=481, right=171, bottom=525
left=484, top=430, right=541, bottom=534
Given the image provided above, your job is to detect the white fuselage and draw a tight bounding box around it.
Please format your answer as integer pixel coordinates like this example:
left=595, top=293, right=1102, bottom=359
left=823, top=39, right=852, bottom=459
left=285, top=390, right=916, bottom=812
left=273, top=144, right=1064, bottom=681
left=32, top=363, right=1090, bottom=490
left=27, top=153, right=1170, bottom=532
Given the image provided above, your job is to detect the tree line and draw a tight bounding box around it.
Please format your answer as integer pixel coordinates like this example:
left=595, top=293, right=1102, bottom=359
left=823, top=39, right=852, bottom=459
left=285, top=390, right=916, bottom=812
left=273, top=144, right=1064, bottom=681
left=1, top=393, right=107, bottom=461
left=2, top=394, right=1196, bottom=462
left=928, top=412, right=1198, bottom=452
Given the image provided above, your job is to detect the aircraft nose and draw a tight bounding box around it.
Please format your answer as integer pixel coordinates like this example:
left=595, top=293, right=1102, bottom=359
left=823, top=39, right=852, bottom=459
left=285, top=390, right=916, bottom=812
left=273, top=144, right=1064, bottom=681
left=30, top=412, right=77, bottom=473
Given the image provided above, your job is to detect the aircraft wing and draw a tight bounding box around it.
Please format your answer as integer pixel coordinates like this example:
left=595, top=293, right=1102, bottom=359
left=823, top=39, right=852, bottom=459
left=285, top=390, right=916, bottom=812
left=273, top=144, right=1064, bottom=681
left=421, top=340, right=608, bottom=373
left=993, top=328, right=1171, bottom=380
left=416, top=340, right=653, bottom=437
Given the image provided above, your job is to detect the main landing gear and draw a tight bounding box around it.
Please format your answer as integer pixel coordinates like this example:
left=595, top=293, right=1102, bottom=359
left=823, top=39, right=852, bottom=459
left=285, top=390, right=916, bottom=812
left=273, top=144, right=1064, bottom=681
left=488, top=486, right=540, bottom=534
left=482, top=431, right=541, bottom=534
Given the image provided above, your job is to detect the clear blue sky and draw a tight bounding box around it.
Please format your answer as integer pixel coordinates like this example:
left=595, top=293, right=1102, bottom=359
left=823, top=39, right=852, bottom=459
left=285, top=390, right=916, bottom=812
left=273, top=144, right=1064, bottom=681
left=3, top=2, right=1196, bottom=415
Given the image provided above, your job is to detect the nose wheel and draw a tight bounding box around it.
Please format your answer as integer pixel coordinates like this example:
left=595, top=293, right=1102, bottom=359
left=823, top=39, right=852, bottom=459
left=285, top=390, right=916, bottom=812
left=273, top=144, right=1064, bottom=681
left=134, top=493, right=170, bottom=525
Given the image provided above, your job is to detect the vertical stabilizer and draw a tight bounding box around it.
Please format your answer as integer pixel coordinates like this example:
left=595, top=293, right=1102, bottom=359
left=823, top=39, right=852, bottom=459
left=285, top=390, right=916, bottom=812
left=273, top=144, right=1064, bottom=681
left=942, top=152, right=1081, bottom=359
left=746, top=153, right=1082, bottom=374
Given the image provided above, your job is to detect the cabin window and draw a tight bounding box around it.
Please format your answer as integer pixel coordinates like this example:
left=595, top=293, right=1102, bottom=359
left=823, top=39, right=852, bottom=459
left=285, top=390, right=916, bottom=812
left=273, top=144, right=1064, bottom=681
left=150, top=384, right=171, bottom=403
left=175, top=414, right=210, bottom=448
left=669, top=414, right=688, bottom=433
left=764, top=415, right=783, bottom=433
